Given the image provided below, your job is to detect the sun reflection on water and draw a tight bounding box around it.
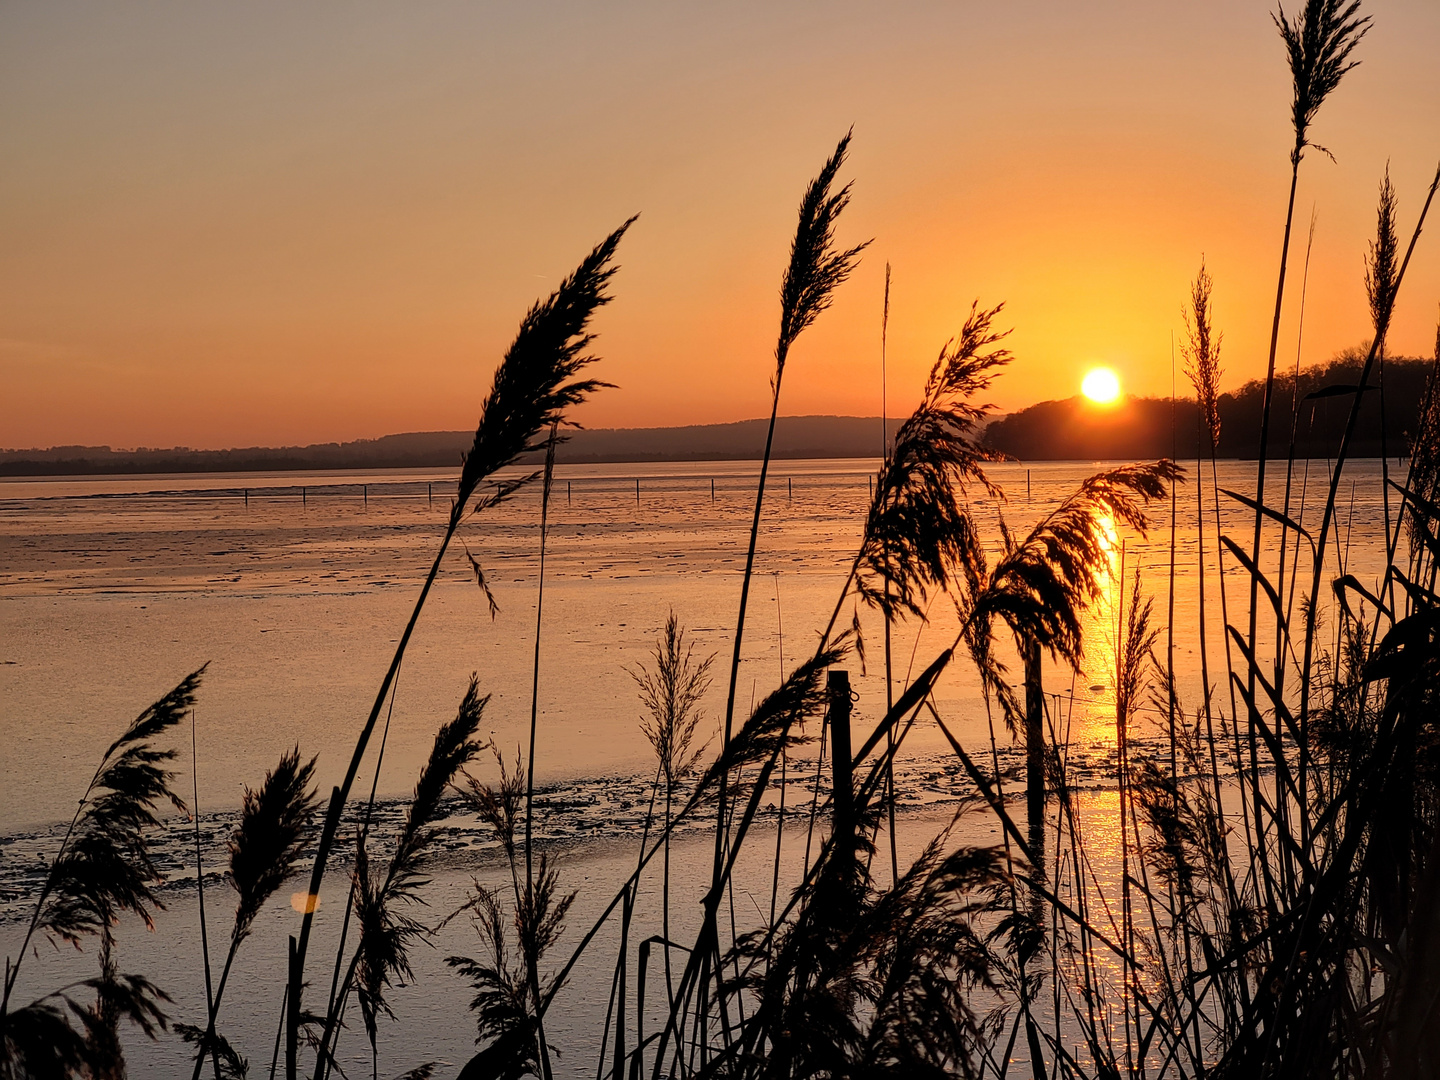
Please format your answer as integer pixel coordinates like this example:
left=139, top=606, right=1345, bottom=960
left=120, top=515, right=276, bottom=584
left=1058, top=513, right=1127, bottom=748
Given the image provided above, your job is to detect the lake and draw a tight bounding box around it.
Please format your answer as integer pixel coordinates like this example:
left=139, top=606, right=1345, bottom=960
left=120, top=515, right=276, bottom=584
left=0, top=455, right=1399, bottom=1075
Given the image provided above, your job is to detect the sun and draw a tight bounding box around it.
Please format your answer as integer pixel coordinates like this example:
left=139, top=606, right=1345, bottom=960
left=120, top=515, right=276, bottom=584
left=1081, top=367, right=1122, bottom=405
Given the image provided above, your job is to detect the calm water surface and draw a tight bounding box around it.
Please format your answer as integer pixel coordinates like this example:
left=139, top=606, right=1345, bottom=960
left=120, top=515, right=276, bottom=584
left=0, top=456, right=1400, bottom=1074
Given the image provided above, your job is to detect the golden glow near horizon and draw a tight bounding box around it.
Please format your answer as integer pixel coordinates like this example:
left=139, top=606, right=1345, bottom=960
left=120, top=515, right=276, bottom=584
left=1081, top=368, right=1122, bottom=405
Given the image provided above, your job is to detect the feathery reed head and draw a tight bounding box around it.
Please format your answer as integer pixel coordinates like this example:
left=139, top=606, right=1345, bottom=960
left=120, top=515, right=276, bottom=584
left=457, top=217, right=636, bottom=511
left=34, top=667, right=205, bottom=949
left=976, top=461, right=1181, bottom=668
left=631, top=611, right=715, bottom=788
left=456, top=745, right=526, bottom=869
left=1365, top=166, right=1399, bottom=338
left=226, top=746, right=320, bottom=945
left=1181, top=259, right=1224, bottom=450
left=730, top=830, right=1008, bottom=1076
left=1274, top=0, right=1369, bottom=164
left=176, top=1025, right=248, bottom=1079
left=857, top=301, right=1010, bottom=620
left=354, top=679, right=489, bottom=1044
left=1116, top=567, right=1159, bottom=730
left=775, top=131, right=869, bottom=372
left=3, top=974, right=170, bottom=1079
left=388, top=677, right=489, bottom=895
left=445, top=886, right=539, bottom=1078
left=700, top=644, right=844, bottom=788
left=446, top=853, right=574, bottom=1078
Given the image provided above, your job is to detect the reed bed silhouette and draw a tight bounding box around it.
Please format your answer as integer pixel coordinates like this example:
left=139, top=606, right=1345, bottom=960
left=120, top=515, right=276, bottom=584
left=6, top=1, right=1440, bottom=1076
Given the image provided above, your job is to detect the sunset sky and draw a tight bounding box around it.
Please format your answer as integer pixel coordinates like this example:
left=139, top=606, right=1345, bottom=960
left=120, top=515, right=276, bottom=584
left=3, top=1, right=1438, bottom=450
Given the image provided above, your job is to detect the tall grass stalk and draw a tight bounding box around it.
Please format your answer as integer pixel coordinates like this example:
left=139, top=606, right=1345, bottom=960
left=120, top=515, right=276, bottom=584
left=880, top=261, right=900, bottom=887
left=187, top=749, right=319, bottom=1080
left=1297, top=162, right=1440, bottom=768
left=283, top=219, right=632, bottom=1079
left=703, top=130, right=866, bottom=1052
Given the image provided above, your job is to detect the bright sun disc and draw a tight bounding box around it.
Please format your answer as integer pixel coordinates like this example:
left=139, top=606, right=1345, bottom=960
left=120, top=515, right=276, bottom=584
left=1082, top=367, right=1121, bottom=404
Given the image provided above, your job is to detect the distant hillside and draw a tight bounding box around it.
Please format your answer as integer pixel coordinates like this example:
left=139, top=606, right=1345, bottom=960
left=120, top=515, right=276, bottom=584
left=0, top=415, right=905, bottom=477
left=983, top=351, right=1435, bottom=461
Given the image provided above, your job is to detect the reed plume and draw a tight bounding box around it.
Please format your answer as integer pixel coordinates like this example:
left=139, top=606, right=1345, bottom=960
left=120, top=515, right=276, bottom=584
left=352, top=681, right=488, bottom=1057
left=450, top=726, right=577, bottom=1080
left=1365, top=167, right=1399, bottom=334
left=2, top=670, right=202, bottom=1078
left=287, top=219, right=633, bottom=1078
left=1405, top=317, right=1440, bottom=562
left=775, top=134, right=869, bottom=379
left=189, top=747, right=319, bottom=1080
left=301, top=680, right=488, bottom=1080
left=1182, top=260, right=1224, bottom=452
left=855, top=301, right=1010, bottom=622
left=727, top=829, right=1009, bottom=1078
left=176, top=1026, right=247, bottom=1080
left=632, top=612, right=715, bottom=1005
left=457, top=219, right=635, bottom=512
left=693, top=131, right=865, bottom=1064
left=2, top=974, right=169, bottom=1080
left=973, top=461, right=1181, bottom=672
left=228, top=750, right=320, bottom=947
left=1246, top=0, right=1369, bottom=727
left=720, top=130, right=867, bottom=748
left=1275, top=0, right=1370, bottom=167
left=447, top=869, right=573, bottom=1080
left=633, top=612, right=715, bottom=790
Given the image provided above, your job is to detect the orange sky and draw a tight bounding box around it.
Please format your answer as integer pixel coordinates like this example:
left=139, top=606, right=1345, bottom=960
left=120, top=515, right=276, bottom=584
left=2, top=1, right=1438, bottom=450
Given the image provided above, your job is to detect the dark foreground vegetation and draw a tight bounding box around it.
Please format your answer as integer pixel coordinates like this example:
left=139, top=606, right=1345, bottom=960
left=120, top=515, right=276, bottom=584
left=5, top=1, right=1440, bottom=1077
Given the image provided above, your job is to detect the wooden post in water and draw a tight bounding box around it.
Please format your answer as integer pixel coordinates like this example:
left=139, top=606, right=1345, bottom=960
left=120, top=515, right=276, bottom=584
left=567, top=480, right=571, bottom=505
left=828, top=669, right=853, bottom=847
left=1022, top=636, right=1045, bottom=856
left=1027, top=469, right=1031, bottom=499
left=244, top=488, right=248, bottom=506
left=635, top=477, right=640, bottom=505
left=788, top=476, right=792, bottom=502
left=302, top=486, right=307, bottom=507
left=286, top=936, right=299, bottom=1080
left=363, top=484, right=368, bottom=507
left=711, top=478, right=715, bottom=502
left=428, top=483, right=432, bottom=507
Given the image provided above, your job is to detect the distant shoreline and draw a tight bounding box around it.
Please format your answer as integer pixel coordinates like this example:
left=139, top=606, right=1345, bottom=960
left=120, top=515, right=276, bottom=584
left=6, top=351, right=1428, bottom=476
left=0, top=415, right=909, bottom=477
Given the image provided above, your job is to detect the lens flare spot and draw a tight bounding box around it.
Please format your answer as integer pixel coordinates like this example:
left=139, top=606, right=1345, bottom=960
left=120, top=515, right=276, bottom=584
left=290, top=892, right=321, bottom=914
left=1081, top=367, right=1122, bottom=405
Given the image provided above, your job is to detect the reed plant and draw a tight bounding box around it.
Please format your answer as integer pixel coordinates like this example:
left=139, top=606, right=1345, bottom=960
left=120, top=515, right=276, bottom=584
left=284, top=217, right=635, bottom=1080
left=2, top=668, right=203, bottom=1079
left=184, top=748, right=320, bottom=1080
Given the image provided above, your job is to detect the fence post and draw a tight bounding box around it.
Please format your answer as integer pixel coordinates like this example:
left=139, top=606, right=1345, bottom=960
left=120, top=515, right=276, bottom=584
left=363, top=484, right=368, bottom=507
left=1023, top=636, right=1045, bottom=856
left=302, top=486, right=307, bottom=507
left=828, top=669, right=853, bottom=844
